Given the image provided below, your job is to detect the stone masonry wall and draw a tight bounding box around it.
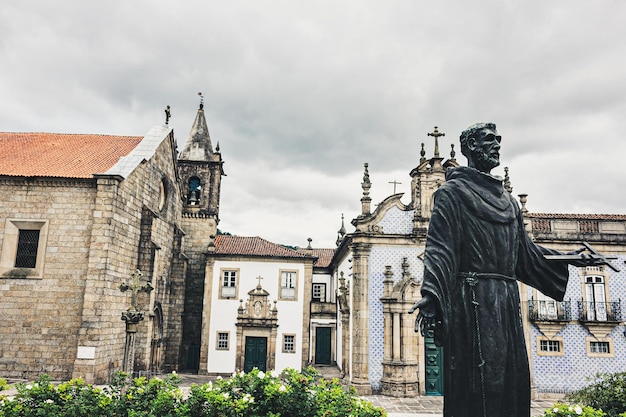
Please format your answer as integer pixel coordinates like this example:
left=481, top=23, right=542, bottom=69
left=0, top=178, right=96, bottom=381
left=73, top=132, right=184, bottom=383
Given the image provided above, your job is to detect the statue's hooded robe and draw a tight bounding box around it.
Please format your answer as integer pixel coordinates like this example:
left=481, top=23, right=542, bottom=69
left=421, top=166, right=568, bottom=417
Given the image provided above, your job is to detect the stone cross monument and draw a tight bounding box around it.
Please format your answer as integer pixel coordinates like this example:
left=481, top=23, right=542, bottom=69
left=120, top=269, right=154, bottom=374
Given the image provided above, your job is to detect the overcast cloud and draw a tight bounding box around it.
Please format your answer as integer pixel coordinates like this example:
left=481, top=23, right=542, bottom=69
left=1, top=1, right=625, bottom=247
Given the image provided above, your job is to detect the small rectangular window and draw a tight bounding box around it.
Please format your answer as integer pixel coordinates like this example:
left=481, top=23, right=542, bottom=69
left=312, top=283, right=326, bottom=302
left=283, top=335, right=295, bottom=353
left=221, top=270, right=238, bottom=298
left=539, top=340, right=561, bottom=353
left=280, top=271, right=297, bottom=299
left=217, top=332, right=229, bottom=350
left=15, top=229, right=40, bottom=268
left=590, top=341, right=610, bottom=354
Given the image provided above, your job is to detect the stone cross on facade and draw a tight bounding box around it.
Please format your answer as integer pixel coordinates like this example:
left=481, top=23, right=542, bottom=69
left=120, top=269, right=154, bottom=312
left=256, top=275, right=264, bottom=288
left=119, top=269, right=154, bottom=374
left=427, top=126, right=445, bottom=158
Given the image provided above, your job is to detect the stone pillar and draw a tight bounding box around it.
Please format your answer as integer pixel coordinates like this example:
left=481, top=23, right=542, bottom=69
left=350, top=242, right=372, bottom=394
left=198, top=257, right=215, bottom=373
left=122, top=312, right=144, bottom=373
left=393, top=313, right=401, bottom=360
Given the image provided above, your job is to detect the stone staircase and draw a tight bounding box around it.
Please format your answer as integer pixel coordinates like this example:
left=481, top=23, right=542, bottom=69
left=312, top=364, right=342, bottom=380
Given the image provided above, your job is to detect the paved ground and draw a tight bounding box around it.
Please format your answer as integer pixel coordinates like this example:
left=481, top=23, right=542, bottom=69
left=362, top=394, right=558, bottom=416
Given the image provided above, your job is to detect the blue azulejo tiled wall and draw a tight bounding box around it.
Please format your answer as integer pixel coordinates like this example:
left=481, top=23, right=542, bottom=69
left=368, top=245, right=425, bottom=390
left=530, top=255, right=626, bottom=393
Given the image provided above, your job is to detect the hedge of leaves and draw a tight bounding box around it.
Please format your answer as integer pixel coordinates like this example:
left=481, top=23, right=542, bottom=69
left=0, top=367, right=385, bottom=417
left=539, top=372, right=626, bottom=417
left=566, top=372, right=626, bottom=417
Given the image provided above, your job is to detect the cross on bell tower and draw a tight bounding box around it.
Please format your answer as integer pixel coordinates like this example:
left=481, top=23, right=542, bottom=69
left=428, top=126, right=445, bottom=158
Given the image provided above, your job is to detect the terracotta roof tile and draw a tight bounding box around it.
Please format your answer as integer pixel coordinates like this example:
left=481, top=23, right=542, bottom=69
left=296, top=248, right=335, bottom=268
left=214, top=235, right=314, bottom=259
left=0, top=132, right=143, bottom=179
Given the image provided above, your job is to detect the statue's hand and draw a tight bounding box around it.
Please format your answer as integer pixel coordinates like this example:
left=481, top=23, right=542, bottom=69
left=566, top=247, right=603, bottom=268
left=409, top=294, right=439, bottom=337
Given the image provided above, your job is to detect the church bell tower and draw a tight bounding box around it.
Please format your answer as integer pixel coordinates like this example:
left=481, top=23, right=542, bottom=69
left=177, top=94, right=225, bottom=372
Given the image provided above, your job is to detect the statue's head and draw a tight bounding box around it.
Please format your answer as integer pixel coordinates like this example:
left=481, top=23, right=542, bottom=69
left=459, top=122, right=501, bottom=173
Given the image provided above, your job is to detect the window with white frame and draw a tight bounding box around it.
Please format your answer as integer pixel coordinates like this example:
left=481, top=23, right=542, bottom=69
left=536, top=292, right=558, bottom=320
left=280, top=270, right=297, bottom=300
left=312, top=283, right=326, bottom=302
left=585, top=275, right=607, bottom=321
left=590, top=341, right=610, bottom=354
left=283, top=334, right=296, bottom=353
left=216, top=332, right=229, bottom=350
left=587, top=337, right=613, bottom=357
left=220, top=269, right=238, bottom=299
left=536, top=336, right=564, bottom=356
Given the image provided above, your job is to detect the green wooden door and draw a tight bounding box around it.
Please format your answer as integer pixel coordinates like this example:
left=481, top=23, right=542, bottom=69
left=244, top=337, right=267, bottom=372
left=424, top=330, right=444, bottom=396
left=315, top=327, right=332, bottom=365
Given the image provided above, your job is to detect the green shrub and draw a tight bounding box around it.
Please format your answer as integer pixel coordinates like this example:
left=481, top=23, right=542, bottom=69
left=542, top=403, right=606, bottom=416
left=0, top=368, right=385, bottom=417
left=186, top=367, right=384, bottom=417
left=568, top=372, right=626, bottom=417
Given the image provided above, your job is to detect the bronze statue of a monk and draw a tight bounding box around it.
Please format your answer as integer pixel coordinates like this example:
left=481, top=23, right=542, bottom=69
left=410, top=122, right=590, bottom=417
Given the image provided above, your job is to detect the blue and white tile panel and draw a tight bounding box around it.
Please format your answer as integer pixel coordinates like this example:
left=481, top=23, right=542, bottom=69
left=529, top=256, right=626, bottom=393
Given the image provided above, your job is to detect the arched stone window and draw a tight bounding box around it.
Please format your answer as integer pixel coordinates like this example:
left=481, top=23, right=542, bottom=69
left=187, top=177, right=201, bottom=205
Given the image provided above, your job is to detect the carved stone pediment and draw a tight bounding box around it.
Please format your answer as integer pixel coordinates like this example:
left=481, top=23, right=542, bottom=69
left=582, top=322, right=619, bottom=339
left=533, top=322, right=565, bottom=339
left=236, top=281, right=278, bottom=327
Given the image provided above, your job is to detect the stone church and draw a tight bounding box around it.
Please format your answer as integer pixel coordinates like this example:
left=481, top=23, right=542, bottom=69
left=0, top=101, right=225, bottom=383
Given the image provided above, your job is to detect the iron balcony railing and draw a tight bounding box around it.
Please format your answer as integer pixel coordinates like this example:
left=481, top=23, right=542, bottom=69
left=577, top=300, right=622, bottom=322
left=528, top=299, right=572, bottom=322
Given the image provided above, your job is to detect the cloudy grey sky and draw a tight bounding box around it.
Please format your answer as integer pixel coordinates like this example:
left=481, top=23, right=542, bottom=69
left=2, top=1, right=625, bottom=248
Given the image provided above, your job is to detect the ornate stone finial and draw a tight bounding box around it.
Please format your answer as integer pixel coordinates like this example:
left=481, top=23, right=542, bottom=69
left=420, top=143, right=426, bottom=164
left=450, top=144, right=456, bottom=161
left=383, top=265, right=394, bottom=297
left=198, top=92, right=204, bottom=110
left=518, top=194, right=528, bottom=214
left=389, top=180, right=402, bottom=194
left=256, top=275, right=264, bottom=290
left=362, top=163, right=371, bottom=187
left=361, top=163, right=372, bottom=215
left=216, top=141, right=220, bottom=152
left=401, top=257, right=410, bottom=280
left=504, top=167, right=513, bottom=193
left=336, top=214, right=347, bottom=246
left=164, top=105, right=171, bottom=125
left=338, top=213, right=346, bottom=235
left=428, top=126, right=445, bottom=158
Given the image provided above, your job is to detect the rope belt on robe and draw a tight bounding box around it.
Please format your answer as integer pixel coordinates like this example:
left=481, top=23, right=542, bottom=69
left=458, top=272, right=517, bottom=417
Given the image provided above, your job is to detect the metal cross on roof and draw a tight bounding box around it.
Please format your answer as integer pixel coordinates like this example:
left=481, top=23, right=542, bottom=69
left=389, top=180, right=402, bottom=193
left=428, top=126, right=445, bottom=158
